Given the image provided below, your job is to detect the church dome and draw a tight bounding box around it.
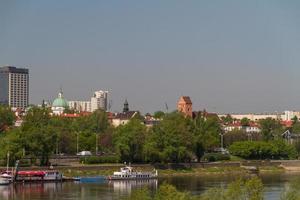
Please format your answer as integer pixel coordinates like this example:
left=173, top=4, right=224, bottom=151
left=52, top=92, right=68, bottom=108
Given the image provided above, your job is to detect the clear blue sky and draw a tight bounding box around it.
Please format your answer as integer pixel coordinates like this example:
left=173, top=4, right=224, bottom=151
left=1, top=1, right=300, bottom=114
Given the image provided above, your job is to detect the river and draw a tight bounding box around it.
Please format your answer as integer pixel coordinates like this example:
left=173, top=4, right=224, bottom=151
left=0, top=172, right=298, bottom=200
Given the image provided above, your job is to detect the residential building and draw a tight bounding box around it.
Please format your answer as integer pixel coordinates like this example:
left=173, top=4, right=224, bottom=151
left=91, top=90, right=108, bottom=112
left=281, top=111, right=300, bottom=121
left=111, top=99, right=139, bottom=127
left=69, top=101, right=91, bottom=112
left=144, top=113, right=161, bottom=127
left=223, top=122, right=261, bottom=133
left=0, top=66, right=29, bottom=108
left=177, top=96, right=192, bottom=117
left=112, top=111, right=138, bottom=127
left=218, top=113, right=280, bottom=121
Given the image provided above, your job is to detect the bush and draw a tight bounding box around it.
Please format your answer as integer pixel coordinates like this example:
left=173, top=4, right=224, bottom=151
left=202, top=153, right=230, bottom=162
left=229, top=140, right=297, bottom=160
left=19, top=159, right=31, bottom=167
left=80, top=155, right=120, bottom=164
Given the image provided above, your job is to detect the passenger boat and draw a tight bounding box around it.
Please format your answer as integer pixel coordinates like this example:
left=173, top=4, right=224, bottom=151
left=0, top=170, right=63, bottom=182
left=108, top=166, right=158, bottom=180
left=17, top=170, right=63, bottom=182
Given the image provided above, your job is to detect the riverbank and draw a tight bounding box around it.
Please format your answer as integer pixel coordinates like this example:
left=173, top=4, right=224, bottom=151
left=2, top=160, right=299, bottom=178
left=60, top=165, right=287, bottom=177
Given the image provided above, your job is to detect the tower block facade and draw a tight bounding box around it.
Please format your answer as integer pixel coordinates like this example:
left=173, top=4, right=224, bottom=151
left=177, top=96, right=193, bottom=117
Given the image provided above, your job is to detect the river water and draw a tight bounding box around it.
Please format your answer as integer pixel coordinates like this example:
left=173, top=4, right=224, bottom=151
left=0, top=173, right=298, bottom=200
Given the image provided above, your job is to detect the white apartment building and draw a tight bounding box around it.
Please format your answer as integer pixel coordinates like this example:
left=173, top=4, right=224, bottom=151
left=281, top=111, right=300, bottom=121
left=218, top=113, right=280, bottom=121
left=69, top=101, right=91, bottom=112
left=91, top=90, right=108, bottom=112
left=68, top=90, right=108, bottom=113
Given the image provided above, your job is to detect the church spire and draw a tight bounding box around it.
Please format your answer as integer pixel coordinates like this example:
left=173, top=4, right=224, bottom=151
left=123, top=99, right=129, bottom=113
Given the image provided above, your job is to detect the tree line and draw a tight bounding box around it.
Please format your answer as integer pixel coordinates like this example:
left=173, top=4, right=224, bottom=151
left=0, top=105, right=299, bottom=165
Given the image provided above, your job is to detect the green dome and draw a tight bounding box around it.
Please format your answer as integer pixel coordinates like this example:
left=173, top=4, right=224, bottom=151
left=52, top=92, right=68, bottom=108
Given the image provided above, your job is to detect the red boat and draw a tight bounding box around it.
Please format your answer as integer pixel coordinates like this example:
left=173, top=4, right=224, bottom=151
left=1, top=170, right=63, bottom=182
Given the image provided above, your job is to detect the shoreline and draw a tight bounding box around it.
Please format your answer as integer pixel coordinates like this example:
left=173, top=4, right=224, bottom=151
left=2, top=160, right=300, bottom=178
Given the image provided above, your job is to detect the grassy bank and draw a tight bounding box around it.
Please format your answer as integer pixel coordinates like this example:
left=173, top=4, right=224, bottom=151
left=12, top=162, right=286, bottom=178
left=59, top=165, right=283, bottom=178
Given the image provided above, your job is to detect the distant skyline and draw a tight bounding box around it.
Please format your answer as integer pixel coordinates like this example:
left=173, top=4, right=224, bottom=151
left=1, top=1, right=300, bottom=114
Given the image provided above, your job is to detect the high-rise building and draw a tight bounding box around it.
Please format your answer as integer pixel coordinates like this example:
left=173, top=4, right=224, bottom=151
left=91, top=90, right=108, bottom=112
left=0, top=66, right=29, bottom=108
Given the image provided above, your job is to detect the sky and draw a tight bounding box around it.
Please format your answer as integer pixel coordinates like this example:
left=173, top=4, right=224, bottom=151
left=1, top=0, right=300, bottom=114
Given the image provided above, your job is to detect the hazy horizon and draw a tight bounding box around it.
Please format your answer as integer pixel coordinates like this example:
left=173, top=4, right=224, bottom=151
left=1, top=1, right=300, bottom=114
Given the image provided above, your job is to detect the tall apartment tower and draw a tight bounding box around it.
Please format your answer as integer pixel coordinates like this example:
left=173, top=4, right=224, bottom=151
left=91, top=90, right=108, bottom=112
left=0, top=66, right=29, bottom=108
left=177, top=96, right=193, bottom=118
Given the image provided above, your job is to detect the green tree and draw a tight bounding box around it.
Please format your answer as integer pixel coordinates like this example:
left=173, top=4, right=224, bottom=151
left=21, top=107, right=57, bottom=165
left=23, top=125, right=57, bottom=165
left=224, top=129, right=247, bottom=147
left=241, top=118, right=250, bottom=126
left=73, top=109, right=110, bottom=154
left=144, top=112, right=194, bottom=163
left=292, top=116, right=298, bottom=125
left=0, top=128, right=23, bottom=165
left=153, top=111, right=165, bottom=119
left=281, top=179, right=300, bottom=200
left=229, top=140, right=297, bottom=160
left=292, top=122, right=300, bottom=134
left=221, top=114, right=233, bottom=124
left=154, top=183, right=193, bottom=200
left=113, top=118, right=147, bottom=162
left=49, top=116, right=76, bottom=154
left=125, top=187, right=152, bottom=200
left=259, top=118, right=284, bottom=141
left=0, top=105, right=15, bottom=133
left=193, top=114, right=221, bottom=160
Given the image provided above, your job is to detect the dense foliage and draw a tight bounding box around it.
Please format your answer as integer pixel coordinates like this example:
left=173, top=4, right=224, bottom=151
left=1, top=105, right=300, bottom=166
left=229, top=140, right=297, bottom=159
left=0, top=107, right=111, bottom=165
left=0, top=105, right=15, bottom=133
left=259, top=118, right=284, bottom=141
left=202, top=153, right=230, bottom=162
left=80, top=155, right=120, bottom=164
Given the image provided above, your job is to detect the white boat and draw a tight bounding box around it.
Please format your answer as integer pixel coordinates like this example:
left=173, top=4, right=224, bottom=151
left=0, top=177, right=11, bottom=185
left=0, top=171, right=13, bottom=182
left=108, top=166, right=158, bottom=180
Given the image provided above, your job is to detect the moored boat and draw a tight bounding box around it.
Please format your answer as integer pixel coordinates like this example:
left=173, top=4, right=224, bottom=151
left=16, top=170, right=63, bottom=182
left=0, top=177, right=11, bottom=185
left=108, top=166, right=158, bottom=180
left=0, top=170, right=63, bottom=182
left=75, top=176, right=106, bottom=183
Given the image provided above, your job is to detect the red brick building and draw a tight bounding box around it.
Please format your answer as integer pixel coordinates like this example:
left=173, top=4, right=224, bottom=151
left=177, top=96, right=193, bottom=117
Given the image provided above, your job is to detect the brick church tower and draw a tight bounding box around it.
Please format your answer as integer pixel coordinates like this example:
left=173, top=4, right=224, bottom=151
left=177, top=96, right=192, bottom=117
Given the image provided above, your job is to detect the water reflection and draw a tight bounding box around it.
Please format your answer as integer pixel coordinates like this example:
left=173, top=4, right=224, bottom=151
left=109, top=179, right=158, bottom=195
left=0, top=182, right=63, bottom=200
left=0, top=173, right=297, bottom=200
